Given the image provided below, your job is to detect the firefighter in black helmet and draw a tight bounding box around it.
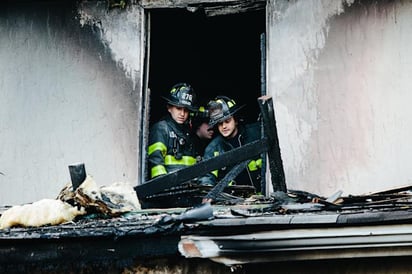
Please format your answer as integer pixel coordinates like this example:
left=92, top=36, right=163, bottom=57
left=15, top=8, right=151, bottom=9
left=198, top=95, right=263, bottom=193
left=148, top=83, right=198, bottom=179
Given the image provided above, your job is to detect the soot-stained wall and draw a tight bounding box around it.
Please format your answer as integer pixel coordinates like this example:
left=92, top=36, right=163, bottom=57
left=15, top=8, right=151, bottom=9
left=0, top=2, right=142, bottom=204
left=268, top=0, right=412, bottom=196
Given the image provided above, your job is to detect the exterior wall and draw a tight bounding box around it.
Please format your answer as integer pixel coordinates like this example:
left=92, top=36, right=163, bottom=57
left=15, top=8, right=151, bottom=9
left=268, top=0, right=412, bottom=197
left=4, top=0, right=412, bottom=204
left=0, top=2, right=144, bottom=205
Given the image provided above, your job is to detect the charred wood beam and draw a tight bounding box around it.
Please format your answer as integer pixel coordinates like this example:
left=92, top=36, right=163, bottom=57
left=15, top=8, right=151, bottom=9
left=370, top=185, right=412, bottom=195
left=139, top=0, right=266, bottom=16
left=140, top=0, right=230, bottom=8
left=134, top=138, right=269, bottom=202
left=202, top=1, right=266, bottom=16
left=68, top=163, right=86, bottom=191
left=140, top=0, right=265, bottom=8
left=203, top=160, right=249, bottom=201
left=258, top=95, right=287, bottom=192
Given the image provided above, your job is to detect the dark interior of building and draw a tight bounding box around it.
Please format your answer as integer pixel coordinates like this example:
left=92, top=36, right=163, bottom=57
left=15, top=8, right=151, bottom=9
left=148, top=8, right=266, bottom=126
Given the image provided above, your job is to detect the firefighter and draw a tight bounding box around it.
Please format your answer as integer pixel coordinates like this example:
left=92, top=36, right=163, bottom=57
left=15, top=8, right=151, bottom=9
left=192, top=105, right=215, bottom=162
left=147, top=83, right=198, bottom=179
left=198, top=96, right=263, bottom=193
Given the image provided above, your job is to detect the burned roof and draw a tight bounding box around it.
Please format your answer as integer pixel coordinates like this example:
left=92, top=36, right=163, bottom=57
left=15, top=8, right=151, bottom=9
left=2, top=185, right=412, bottom=271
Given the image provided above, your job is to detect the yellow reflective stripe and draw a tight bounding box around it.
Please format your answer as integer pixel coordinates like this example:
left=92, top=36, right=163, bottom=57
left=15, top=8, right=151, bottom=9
left=248, top=160, right=257, bottom=171
left=256, top=158, right=262, bottom=168
left=248, top=158, right=263, bottom=171
left=212, top=170, right=218, bottom=177
left=164, top=155, right=196, bottom=166
left=151, top=165, right=167, bottom=178
left=148, top=142, right=167, bottom=157
left=206, top=151, right=222, bottom=178
left=211, top=151, right=219, bottom=178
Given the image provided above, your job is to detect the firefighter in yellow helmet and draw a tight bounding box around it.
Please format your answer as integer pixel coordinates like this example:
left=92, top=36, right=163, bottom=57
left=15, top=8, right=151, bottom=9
left=147, top=83, right=198, bottom=179
left=198, top=96, right=263, bottom=193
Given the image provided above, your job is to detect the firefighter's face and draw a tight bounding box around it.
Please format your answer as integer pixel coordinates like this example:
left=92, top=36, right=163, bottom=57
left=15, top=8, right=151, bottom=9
left=197, top=122, right=214, bottom=140
left=168, top=105, right=189, bottom=124
left=217, top=116, right=238, bottom=138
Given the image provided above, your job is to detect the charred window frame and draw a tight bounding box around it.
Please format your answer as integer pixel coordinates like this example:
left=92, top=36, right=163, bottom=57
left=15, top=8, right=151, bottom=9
left=138, top=0, right=267, bottom=184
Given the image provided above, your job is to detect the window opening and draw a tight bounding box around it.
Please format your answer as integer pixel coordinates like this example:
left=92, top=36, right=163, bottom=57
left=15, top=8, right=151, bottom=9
left=143, top=7, right=266, bottom=182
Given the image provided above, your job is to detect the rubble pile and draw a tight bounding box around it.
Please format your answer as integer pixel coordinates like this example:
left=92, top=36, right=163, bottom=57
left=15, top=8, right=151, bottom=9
left=0, top=175, right=141, bottom=229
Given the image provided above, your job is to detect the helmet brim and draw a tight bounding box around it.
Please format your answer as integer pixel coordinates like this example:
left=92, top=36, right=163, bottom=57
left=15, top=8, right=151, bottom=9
left=162, top=96, right=198, bottom=112
left=208, top=104, right=245, bottom=129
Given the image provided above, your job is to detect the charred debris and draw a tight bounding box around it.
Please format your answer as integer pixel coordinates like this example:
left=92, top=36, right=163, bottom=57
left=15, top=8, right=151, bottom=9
left=2, top=96, right=412, bottom=269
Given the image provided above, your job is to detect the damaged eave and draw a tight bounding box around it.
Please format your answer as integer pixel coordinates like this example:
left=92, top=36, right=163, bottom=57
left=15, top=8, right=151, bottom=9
left=179, top=223, right=412, bottom=266
left=0, top=207, right=188, bottom=266
left=178, top=207, right=412, bottom=266
left=175, top=188, right=412, bottom=266
left=139, top=0, right=266, bottom=16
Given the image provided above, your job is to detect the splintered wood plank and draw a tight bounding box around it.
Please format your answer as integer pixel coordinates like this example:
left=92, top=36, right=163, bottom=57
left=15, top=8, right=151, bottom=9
left=258, top=95, right=287, bottom=192
left=135, top=138, right=269, bottom=201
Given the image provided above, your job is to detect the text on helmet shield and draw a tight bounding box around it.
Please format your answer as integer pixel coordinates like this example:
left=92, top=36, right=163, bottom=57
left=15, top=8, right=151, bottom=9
left=181, top=93, right=192, bottom=103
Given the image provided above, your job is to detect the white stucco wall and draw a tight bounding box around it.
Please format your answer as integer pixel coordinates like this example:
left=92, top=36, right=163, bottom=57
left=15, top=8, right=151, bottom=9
left=268, top=0, right=412, bottom=196
left=0, top=3, right=144, bottom=205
